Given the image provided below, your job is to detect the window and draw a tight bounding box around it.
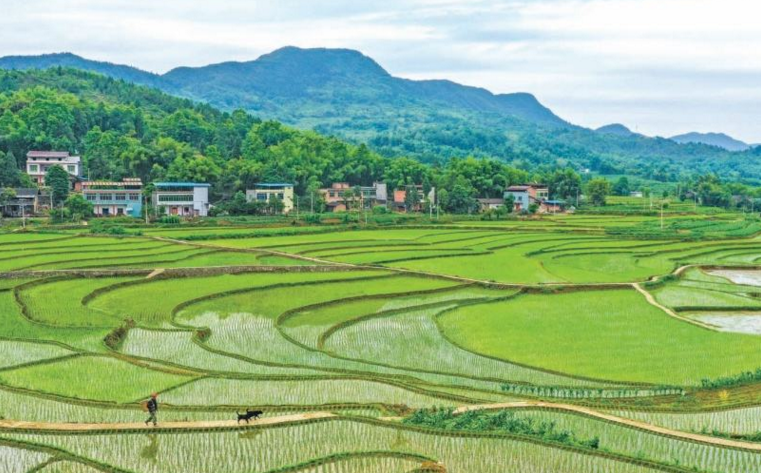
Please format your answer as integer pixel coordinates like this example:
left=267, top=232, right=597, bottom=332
left=66, top=165, right=76, bottom=173
left=158, top=194, right=194, bottom=202
left=85, top=194, right=96, bottom=201
left=128, top=193, right=140, bottom=201
left=257, top=194, right=267, bottom=201
left=98, top=193, right=113, bottom=201
left=28, top=164, right=39, bottom=173
left=114, top=193, right=126, bottom=201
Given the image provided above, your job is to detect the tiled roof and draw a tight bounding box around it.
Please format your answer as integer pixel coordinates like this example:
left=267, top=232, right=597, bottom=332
left=27, top=151, right=71, bottom=158
left=154, top=182, right=211, bottom=188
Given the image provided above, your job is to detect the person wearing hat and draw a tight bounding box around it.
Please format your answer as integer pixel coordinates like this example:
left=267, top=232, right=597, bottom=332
left=145, top=393, right=159, bottom=426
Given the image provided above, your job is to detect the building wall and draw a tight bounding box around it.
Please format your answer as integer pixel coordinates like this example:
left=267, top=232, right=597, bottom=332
left=506, top=191, right=530, bottom=210
left=153, top=186, right=209, bottom=217
left=246, top=187, right=294, bottom=214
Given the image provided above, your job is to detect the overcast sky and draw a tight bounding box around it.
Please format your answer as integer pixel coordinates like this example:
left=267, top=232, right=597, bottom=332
left=2, top=0, right=760, bottom=142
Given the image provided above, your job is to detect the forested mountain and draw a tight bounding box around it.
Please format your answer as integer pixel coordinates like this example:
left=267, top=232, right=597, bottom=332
left=670, top=132, right=750, bottom=152
left=0, top=68, right=539, bottom=213
left=1, top=48, right=760, bottom=183
left=595, top=124, right=639, bottom=137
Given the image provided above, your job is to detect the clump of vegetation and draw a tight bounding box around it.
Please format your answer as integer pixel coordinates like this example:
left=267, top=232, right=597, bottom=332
left=701, top=368, right=761, bottom=389
left=403, top=408, right=600, bottom=450
left=103, top=318, right=136, bottom=350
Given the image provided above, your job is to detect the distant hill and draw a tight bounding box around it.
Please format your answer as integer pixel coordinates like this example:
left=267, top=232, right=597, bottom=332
left=670, top=132, right=750, bottom=152
left=0, top=52, right=166, bottom=89
left=595, top=124, right=639, bottom=137
left=2, top=47, right=759, bottom=183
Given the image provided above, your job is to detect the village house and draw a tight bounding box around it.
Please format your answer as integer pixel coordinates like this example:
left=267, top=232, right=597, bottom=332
left=82, top=178, right=143, bottom=218
left=391, top=185, right=434, bottom=212
left=477, top=198, right=505, bottom=212
left=504, top=184, right=549, bottom=212
left=25, top=151, right=81, bottom=187
left=152, top=182, right=210, bottom=217
left=320, top=182, right=351, bottom=212
left=1, top=188, right=51, bottom=217
left=319, top=182, right=388, bottom=212
left=246, top=183, right=294, bottom=214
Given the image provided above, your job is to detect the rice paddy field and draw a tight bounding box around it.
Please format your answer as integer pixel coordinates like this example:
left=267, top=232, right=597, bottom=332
left=3, top=213, right=761, bottom=472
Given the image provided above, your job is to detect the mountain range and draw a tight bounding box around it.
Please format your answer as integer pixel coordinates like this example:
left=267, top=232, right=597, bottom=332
left=669, top=132, right=751, bottom=152
left=1, top=48, right=759, bottom=182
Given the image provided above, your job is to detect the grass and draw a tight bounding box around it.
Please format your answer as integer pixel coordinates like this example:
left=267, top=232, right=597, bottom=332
left=439, top=289, right=761, bottom=385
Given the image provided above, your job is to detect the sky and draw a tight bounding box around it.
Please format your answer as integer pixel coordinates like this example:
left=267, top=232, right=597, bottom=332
left=1, top=0, right=760, bottom=142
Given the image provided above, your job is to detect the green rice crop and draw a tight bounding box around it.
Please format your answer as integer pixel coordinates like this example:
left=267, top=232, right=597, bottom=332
left=161, top=378, right=459, bottom=408
left=121, top=328, right=325, bottom=376
left=89, top=270, right=389, bottom=327
left=522, top=408, right=761, bottom=473
left=324, top=305, right=609, bottom=388
left=0, top=340, right=73, bottom=369
left=19, top=277, right=141, bottom=327
left=0, top=355, right=194, bottom=403
left=440, top=289, right=761, bottom=385
left=0, top=291, right=109, bottom=352
left=32, top=460, right=104, bottom=473
left=609, top=406, right=761, bottom=435
left=0, top=444, right=49, bottom=473
left=5, top=419, right=667, bottom=473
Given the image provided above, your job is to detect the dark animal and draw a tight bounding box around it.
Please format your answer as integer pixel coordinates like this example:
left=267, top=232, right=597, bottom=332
left=237, top=409, right=263, bottom=423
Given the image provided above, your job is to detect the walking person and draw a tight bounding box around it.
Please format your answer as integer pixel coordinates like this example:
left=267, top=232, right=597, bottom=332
left=144, top=393, right=159, bottom=427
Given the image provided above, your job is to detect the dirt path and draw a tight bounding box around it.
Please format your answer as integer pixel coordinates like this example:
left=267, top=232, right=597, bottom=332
left=631, top=282, right=717, bottom=330
left=0, top=412, right=336, bottom=432
left=3, top=401, right=761, bottom=451
left=145, top=268, right=165, bottom=279
left=454, top=401, right=761, bottom=451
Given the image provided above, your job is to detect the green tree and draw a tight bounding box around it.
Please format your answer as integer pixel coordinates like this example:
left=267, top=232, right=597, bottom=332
left=0, top=187, right=16, bottom=217
left=63, top=193, right=94, bottom=221
left=613, top=177, right=630, bottom=196
left=546, top=168, right=581, bottom=201
left=404, top=185, right=421, bottom=212
left=503, top=193, right=515, bottom=213
left=0, top=151, right=21, bottom=188
left=45, top=165, right=70, bottom=206
left=586, top=178, right=612, bottom=206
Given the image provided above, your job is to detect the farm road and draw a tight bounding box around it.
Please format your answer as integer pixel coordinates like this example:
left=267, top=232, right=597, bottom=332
left=3, top=401, right=761, bottom=451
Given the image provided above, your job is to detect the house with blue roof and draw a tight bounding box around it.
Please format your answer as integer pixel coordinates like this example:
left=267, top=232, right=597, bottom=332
left=152, top=182, right=211, bottom=217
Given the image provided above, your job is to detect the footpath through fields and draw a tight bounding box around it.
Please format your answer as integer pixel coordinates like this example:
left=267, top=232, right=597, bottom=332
left=3, top=401, right=761, bottom=451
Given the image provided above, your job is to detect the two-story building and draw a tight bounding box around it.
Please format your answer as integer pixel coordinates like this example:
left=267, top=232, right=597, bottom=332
left=246, top=183, right=294, bottom=214
left=25, top=151, right=81, bottom=186
left=359, top=182, right=388, bottom=209
left=504, top=184, right=549, bottom=212
left=391, top=185, right=434, bottom=212
left=319, top=182, right=389, bottom=212
left=82, top=178, right=143, bottom=218
left=320, top=182, right=352, bottom=212
left=152, top=182, right=210, bottom=217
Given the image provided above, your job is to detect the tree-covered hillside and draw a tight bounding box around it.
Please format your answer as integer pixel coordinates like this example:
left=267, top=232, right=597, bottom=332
left=0, top=68, right=540, bottom=213
left=4, top=48, right=760, bottom=184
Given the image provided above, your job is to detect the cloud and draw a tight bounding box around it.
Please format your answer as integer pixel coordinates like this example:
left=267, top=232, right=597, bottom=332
left=0, top=0, right=759, bottom=141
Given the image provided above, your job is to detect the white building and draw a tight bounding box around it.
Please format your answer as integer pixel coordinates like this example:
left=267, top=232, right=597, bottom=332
left=152, top=182, right=210, bottom=217
left=246, top=183, right=294, bottom=214
left=25, top=151, right=81, bottom=186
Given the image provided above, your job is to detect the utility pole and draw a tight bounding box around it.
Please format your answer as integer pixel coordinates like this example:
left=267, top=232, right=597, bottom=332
left=660, top=201, right=665, bottom=230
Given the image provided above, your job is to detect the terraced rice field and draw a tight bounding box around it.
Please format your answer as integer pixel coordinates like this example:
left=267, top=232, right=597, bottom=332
left=3, top=214, right=761, bottom=472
